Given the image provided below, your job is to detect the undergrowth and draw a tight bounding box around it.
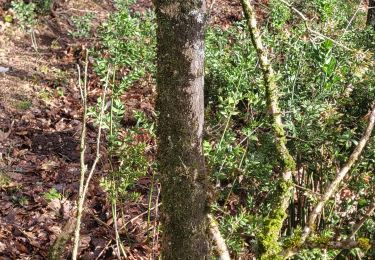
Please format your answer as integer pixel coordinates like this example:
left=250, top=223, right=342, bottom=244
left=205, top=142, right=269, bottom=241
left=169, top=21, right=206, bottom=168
left=89, top=0, right=375, bottom=258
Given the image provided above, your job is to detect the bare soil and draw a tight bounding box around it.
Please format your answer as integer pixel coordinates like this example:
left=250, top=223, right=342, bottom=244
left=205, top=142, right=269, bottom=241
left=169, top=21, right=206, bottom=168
left=0, top=1, right=152, bottom=259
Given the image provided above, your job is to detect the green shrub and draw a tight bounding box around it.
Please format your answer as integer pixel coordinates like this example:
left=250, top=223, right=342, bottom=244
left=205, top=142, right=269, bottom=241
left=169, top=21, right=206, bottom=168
left=11, top=0, right=37, bottom=30
left=43, top=188, right=63, bottom=202
left=69, top=13, right=94, bottom=39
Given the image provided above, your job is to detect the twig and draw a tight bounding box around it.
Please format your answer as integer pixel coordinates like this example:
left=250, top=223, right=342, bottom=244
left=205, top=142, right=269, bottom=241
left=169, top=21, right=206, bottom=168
left=72, top=53, right=88, bottom=260
left=72, top=54, right=110, bottom=260
left=112, top=197, right=127, bottom=259
left=279, top=0, right=353, bottom=52
left=342, top=2, right=363, bottom=38
left=62, top=8, right=100, bottom=13
left=121, top=203, right=162, bottom=230
left=86, top=209, right=111, bottom=229
left=279, top=0, right=308, bottom=21
left=95, top=240, right=113, bottom=260
left=282, top=104, right=375, bottom=258
left=350, top=201, right=375, bottom=239
left=293, top=183, right=322, bottom=198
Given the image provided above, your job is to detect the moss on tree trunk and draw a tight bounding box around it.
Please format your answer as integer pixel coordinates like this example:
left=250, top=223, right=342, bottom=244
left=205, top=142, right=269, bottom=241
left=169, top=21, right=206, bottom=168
left=154, top=1, right=209, bottom=259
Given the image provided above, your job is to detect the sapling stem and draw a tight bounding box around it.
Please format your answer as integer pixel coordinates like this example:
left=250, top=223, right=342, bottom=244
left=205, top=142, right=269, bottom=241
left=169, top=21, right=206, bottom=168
left=72, top=53, right=110, bottom=260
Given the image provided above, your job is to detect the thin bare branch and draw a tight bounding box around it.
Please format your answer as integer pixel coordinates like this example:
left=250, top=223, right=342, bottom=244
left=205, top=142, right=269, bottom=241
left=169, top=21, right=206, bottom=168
left=282, top=104, right=375, bottom=258
left=333, top=201, right=375, bottom=258
left=350, top=201, right=375, bottom=239
left=72, top=52, right=89, bottom=260
left=279, top=0, right=353, bottom=51
left=208, top=214, right=231, bottom=260
left=72, top=55, right=110, bottom=260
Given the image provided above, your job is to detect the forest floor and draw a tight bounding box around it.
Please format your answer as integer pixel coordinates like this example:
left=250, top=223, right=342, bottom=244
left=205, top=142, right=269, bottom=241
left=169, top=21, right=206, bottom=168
left=0, top=0, right=262, bottom=259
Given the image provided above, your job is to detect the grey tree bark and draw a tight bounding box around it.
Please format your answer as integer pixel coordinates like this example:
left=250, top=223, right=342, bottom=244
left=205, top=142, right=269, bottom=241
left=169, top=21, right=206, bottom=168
left=154, top=1, right=209, bottom=259
left=368, top=0, right=375, bottom=28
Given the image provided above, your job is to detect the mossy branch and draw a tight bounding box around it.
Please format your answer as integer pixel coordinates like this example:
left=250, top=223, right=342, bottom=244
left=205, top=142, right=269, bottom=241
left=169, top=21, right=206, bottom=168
left=240, top=0, right=295, bottom=176
left=304, top=238, right=374, bottom=251
left=282, top=104, right=375, bottom=258
left=240, top=0, right=296, bottom=258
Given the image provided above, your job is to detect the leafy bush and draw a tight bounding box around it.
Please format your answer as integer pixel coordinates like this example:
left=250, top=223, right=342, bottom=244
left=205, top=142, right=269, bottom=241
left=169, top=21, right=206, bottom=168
left=43, top=188, right=63, bottom=202
left=91, top=0, right=375, bottom=258
left=90, top=1, right=156, bottom=206
left=94, top=0, right=155, bottom=94
left=69, top=13, right=94, bottom=39
left=203, top=1, right=375, bottom=256
left=11, top=0, right=37, bottom=30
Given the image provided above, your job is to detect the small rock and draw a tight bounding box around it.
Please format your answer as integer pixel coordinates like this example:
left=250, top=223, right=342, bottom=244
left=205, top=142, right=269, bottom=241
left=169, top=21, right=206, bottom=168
left=0, top=66, right=9, bottom=73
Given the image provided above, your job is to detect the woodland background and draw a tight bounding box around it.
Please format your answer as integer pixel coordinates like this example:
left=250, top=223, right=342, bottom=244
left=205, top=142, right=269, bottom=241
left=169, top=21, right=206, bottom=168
left=0, top=0, right=374, bottom=259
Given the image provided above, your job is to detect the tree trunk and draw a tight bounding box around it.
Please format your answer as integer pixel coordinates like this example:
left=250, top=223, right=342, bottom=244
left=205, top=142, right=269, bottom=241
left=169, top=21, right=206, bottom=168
left=368, top=0, right=375, bottom=28
left=154, top=1, right=209, bottom=259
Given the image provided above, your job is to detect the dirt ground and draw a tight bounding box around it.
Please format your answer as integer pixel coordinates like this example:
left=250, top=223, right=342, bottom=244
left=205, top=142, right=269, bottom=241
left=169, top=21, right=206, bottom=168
left=0, top=0, right=264, bottom=259
left=0, top=1, right=151, bottom=258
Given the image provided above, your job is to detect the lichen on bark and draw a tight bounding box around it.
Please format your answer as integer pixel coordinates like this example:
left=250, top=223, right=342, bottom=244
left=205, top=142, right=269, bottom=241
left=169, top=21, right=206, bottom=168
left=154, top=0, right=209, bottom=259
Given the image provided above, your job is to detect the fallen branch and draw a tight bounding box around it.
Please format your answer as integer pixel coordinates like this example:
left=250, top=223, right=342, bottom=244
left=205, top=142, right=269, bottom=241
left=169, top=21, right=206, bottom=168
left=282, top=104, right=375, bottom=258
